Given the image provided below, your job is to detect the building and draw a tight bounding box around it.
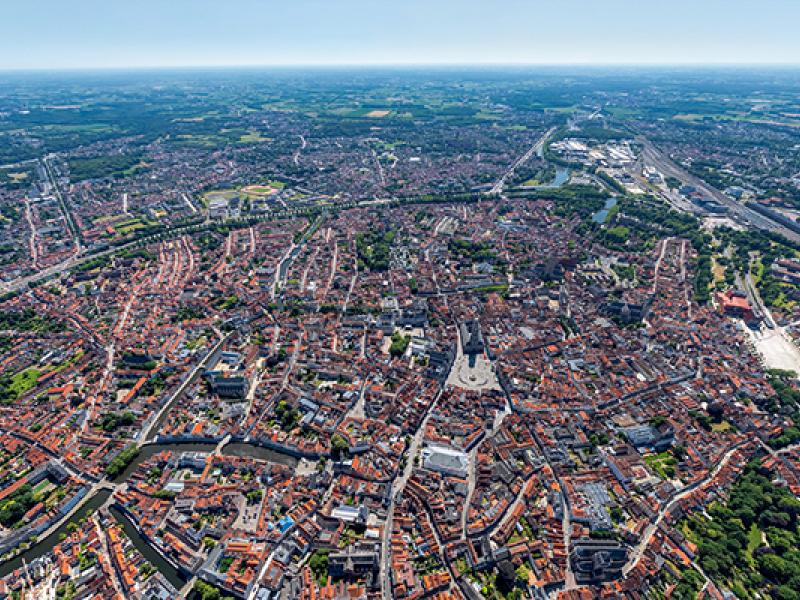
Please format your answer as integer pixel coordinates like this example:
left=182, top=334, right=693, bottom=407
left=460, top=320, right=484, bottom=355
left=328, top=542, right=380, bottom=582
left=205, top=371, right=249, bottom=399
left=717, top=290, right=754, bottom=322
left=422, top=445, right=469, bottom=477
left=570, top=539, right=627, bottom=584
left=208, top=197, right=229, bottom=219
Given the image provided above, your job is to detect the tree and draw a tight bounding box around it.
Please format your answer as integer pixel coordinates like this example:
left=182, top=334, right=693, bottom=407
left=777, top=586, right=800, bottom=600
left=758, top=553, right=791, bottom=584
left=330, top=434, right=349, bottom=460
left=672, top=444, right=687, bottom=461
left=309, top=550, right=330, bottom=584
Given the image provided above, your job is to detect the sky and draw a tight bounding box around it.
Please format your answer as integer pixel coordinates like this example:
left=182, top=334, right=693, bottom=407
left=2, top=0, right=799, bottom=70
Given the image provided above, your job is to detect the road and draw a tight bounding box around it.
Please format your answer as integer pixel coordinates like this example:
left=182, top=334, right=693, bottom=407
left=0, top=185, right=480, bottom=297
left=651, top=237, right=670, bottom=294
left=490, top=127, right=557, bottom=195
left=24, top=197, right=38, bottom=269
left=181, top=192, right=198, bottom=214
left=380, top=388, right=443, bottom=600
left=461, top=445, right=478, bottom=538
left=41, top=155, right=82, bottom=252
left=142, top=333, right=231, bottom=442
left=293, top=134, right=307, bottom=166
left=743, top=271, right=775, bottom=328
left=621, top=440, right=750, bottom=576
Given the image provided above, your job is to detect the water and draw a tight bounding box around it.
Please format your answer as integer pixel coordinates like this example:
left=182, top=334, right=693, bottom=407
left=524, top=166, right=570, bottom=189
left=0, top=490, right=112, bottom=578
left=111, top=442, right=218, bottom=484
left=592, top=197, right=618, bottom=224
left=224, top=442, right=298, bottom=467
left=1, top=440, right=298, bottom=582
left=113, top=440, right=298, bottom=484
left=109, top=506, right=186, bottom=588
left=549, top=167, right=570, bottom=188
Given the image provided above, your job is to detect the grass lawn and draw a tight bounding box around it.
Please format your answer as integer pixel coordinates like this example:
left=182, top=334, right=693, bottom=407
left=32, top=480, right=50, bottom=496
left=711, top=420, right=733, bottom=433
left=9, top=368, right=42, bottom=398
left=186, top=335, right=206, bottom=351
left=644, top=451, right=678, bottom=479
left=711, top=256, right=726, bottom=285
left=745, top=522, right=762, bottom=566
left=203, top=190, right=239, bottom=204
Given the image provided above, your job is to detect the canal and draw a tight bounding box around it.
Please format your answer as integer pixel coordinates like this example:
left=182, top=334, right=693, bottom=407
left=109, top=506, right=185, bottom=589
left=0, top=490, right=112, bottom=578
left=2, top=440, right=298, bottom=581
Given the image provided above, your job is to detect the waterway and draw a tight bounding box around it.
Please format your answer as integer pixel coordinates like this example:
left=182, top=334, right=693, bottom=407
left=109, top=506, right=185, bottom=589
left=546, top=167, right=570, bottom=188
left=224, top=442, right=298, bottom=466
left=0, top=490, right=112, bottom=578
left=520, top=166, right=570, bottom=190
left=113, top=441, right=298, bottom=484
left=1, top=440, right=298, bottom=581
left=592, top=197, right=618, bottom=224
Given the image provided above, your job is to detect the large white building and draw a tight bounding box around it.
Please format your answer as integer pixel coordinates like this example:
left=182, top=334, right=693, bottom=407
left=422, top=445, right=468, bottom=477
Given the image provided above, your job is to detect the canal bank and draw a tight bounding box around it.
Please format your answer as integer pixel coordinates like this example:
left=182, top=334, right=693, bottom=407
left=0, top=490, right=112, bottom=578
left=1, top=439, right=299, bottom=581
left=108, top=505, right=187, bottom=589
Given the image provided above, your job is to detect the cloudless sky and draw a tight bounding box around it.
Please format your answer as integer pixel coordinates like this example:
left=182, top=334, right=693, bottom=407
left=2, top=0, right=799, bottom=69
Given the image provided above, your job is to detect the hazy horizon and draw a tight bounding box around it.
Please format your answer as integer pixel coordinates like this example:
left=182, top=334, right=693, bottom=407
left=2, top=63, right=799, bottom=76
left=3, top=0, right=799, bottom=70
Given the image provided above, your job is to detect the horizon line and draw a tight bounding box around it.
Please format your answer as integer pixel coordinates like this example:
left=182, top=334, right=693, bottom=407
left=3, top=61, right=800, bottom=73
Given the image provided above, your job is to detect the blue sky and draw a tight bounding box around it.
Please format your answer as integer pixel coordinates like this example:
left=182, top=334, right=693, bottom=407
left=2, top=0, right=798, bottom=69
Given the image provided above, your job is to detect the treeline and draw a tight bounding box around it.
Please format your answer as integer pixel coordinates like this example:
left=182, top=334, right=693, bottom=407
left=105, top=444, right=139, bottom=478
left=763, top=371, right=800, bottom=449
left=685, top=460, right=800, bottom=599
left=0, top=483, right=36, bottom=528
left=0, top=308, right=60, bottom=332
left=68, top=153, right=144, bottom=181
left=448, top=238, right=498, bottom=262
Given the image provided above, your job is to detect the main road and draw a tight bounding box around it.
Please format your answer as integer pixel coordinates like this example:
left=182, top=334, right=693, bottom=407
left=380, top=388, right=443, bottom=600
left=621, top=440, right=751, bottom=577
left=490, top=127, right=557, bottom=195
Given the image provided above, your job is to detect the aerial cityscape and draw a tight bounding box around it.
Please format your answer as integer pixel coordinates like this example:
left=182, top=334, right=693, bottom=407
left=2, top=3, right=800, bottom=600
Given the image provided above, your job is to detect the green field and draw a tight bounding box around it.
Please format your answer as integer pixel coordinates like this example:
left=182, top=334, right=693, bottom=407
left=238, top=131, right=271, bottom=143
left=2, top=368, right=43, bottom=401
